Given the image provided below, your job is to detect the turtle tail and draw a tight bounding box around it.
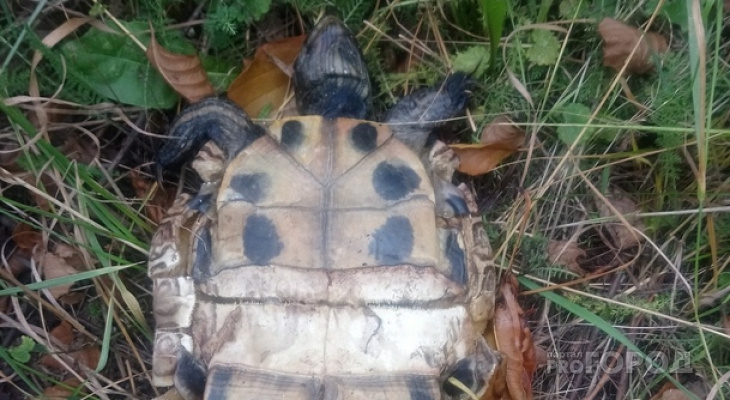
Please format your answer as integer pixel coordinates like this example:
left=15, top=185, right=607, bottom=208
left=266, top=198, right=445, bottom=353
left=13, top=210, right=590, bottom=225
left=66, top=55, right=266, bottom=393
left=385, top=72, right=473, bottom=152
left=156, top=97, right=266, bottom=171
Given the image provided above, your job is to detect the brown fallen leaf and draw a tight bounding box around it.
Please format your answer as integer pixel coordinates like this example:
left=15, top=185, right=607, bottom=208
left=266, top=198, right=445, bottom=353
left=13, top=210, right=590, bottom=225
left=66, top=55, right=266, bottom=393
left=39, top=345, right=101, bottom=371
left=547, top=240, right=587, bottom=275
left=451, top=115, right=525, bottom=176
left=49, top=320, right=74, bottom=347
left=650, top=382, right=692, bottom=400
left=41, top=378, right=83, bottom=399
left=34, top=243, right=85, bottom=300
left=488, top=272, right=535, bottom=400
left=595, top=188, right=645, bottom=249
left=40, top=319, right=100, bottom=372
left=228, top=34, right=306, bottom=118
left=598, top=18, right=668, bottom=75
left=147, top=28, right=215, bottom=103
left=481, top=356, right=510, bottom=400
left=36, top=252, right=77, bottom=299
left=12, top=222, right=42, bottom=250
left=131, top=169, right=176, bottom=225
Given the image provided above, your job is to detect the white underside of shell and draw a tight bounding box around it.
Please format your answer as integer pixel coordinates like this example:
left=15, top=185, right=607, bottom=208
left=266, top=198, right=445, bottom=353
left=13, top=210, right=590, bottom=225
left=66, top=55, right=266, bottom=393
left=193, top=302, right=477, bottom=377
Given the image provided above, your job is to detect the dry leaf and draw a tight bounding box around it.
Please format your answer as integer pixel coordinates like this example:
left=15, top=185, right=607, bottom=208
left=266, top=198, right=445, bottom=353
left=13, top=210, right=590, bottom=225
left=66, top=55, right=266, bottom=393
left=650, top=382, right=691, bottom=400
left=40, top=346, right=101, bottom=371
left=228, top=35, right=306, bottom=118
left=41, top=378, right=82, bottom=399
left=451, top=115, right=525, bottom=176
left=490, top=273, right=535, bottom=400
left=40, top=320, right=100, bottom=372
left=36, top=252, right=77, bottom=299
left=481, top=357, right=510, bottom=400
left=147, top=29, right=215, bottom=103
left=598, top=18, right=668, bottom=75
left=34, top=243, right=84, bottom=299
left=49, top=321, right=74, bottom=347
left=547, top=240, right=587, bottom=275
left=595, top=189, right=645, bottom=249
left=12, top=222, right=42, bottom=250
left=131, top=169, right=176, bottom=225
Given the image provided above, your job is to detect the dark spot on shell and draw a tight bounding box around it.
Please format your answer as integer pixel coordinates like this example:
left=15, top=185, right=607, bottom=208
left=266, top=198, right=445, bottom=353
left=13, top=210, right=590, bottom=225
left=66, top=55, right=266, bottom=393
left=230, top=173, right=269, bottom=204
left=407, top=375, right=436, bottom=400
left=243, top=214, right=283, bottom=265
left=443, top=358, right=483, bottom=397
left=369, top=216, right=413, bottom=265
left=174, top=348, right=206, bottom=400
left=372, top=162, right=421, bottom=201
left=206, top=367, right=233, bottom=399
left=281, top=120, right=304, bottom=150
left=192, top=224, right=212, bottom=281
left=445, top=231, right=466, bottom=286
left=351, top=123, right=377, bottom=152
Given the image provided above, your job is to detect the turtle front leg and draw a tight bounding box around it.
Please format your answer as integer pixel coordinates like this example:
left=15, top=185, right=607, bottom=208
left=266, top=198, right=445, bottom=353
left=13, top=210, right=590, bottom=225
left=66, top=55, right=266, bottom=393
left=156, top=98, right=266, bottom=170
left=385, top=72, right=472, bottom=153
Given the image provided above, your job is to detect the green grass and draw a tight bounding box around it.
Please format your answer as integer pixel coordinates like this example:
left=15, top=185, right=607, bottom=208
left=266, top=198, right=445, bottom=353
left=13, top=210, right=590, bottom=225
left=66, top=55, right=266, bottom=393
left=1, top=0, right=729, bottom=398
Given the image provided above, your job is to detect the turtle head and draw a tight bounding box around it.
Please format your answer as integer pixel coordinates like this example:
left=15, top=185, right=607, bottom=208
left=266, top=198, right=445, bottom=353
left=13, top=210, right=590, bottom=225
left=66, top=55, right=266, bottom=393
left=294, top=16, right=371, bottom=119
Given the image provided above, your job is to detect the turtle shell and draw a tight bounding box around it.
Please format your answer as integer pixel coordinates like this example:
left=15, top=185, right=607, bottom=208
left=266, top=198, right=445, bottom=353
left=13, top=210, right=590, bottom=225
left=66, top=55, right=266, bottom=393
left=149, top=116, right=496, bottom=399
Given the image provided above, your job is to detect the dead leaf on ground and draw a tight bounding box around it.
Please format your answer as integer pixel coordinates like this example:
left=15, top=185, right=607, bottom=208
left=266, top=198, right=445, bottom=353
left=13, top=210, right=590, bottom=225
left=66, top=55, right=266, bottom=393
left=595, top=189, right=645, bottom=249
left=12, top=222, right=42, bottom=250
left=451, top=115, right=525, bottom=176
left=41, top=378, right=83, bottom=399
left=547, top=240, right=587, bottom=275
left=484, top=272, right=535, bottom=400
left=648, top=380, right=712, bottom=400
left=33, top=243, right=85, bottom=301
left=49, top=320, right=74, bottom=347
left=228, top=34, right=306, bottom=118
left=39, top=345, right=101, bottom=372
left=131, top=169, right=176, bottom=225
left=147, top=28, right=215, bottom=103
left=40, top=319, right=100, bottom=372
left=598, top=18, right=668, bottom=75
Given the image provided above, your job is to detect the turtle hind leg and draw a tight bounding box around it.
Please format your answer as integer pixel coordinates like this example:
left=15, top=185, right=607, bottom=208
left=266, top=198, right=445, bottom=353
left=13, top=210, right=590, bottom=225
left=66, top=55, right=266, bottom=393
left=156, top=98, right=265, bottom=170
left=385, top=72, right=473, bottom=153
left=294, top=16, right=371, bottom=119
left=173, top=348, right=206, bottom=400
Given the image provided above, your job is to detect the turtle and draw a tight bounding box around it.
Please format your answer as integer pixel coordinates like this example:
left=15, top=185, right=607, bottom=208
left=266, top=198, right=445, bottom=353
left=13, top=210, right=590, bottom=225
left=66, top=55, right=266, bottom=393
left=148, top=16, right=497, bottom=400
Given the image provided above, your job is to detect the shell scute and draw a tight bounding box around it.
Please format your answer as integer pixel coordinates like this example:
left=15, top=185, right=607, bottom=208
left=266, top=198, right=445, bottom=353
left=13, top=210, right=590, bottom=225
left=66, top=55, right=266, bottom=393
left=215, top=203, right=322, bottom=271
left=330, top=137, right=434, bottom=209
left=218, top=135, right=322, bottom=207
